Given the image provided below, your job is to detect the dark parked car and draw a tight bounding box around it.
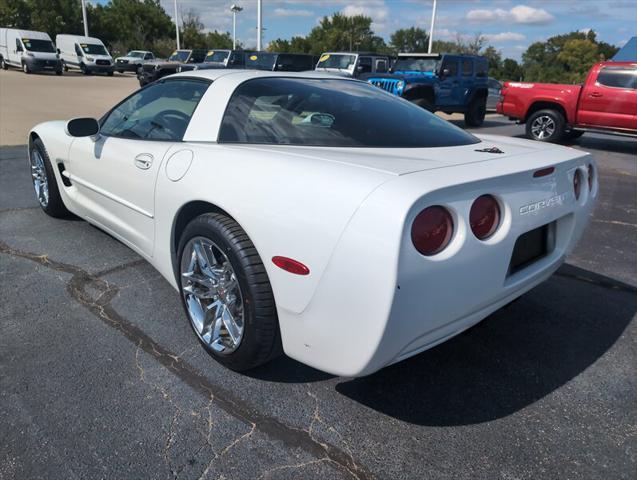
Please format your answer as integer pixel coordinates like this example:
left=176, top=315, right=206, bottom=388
left=178, top=49, right=247, bottom=72
left=244, top=52, right=317, bottom=71
left=137, top=49, right=206, bottom=86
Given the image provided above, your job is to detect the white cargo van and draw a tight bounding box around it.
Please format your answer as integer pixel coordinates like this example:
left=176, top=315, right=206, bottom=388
left=0, top=28, right=62, bottom=74
left=56, top=34, right=114, bottom=75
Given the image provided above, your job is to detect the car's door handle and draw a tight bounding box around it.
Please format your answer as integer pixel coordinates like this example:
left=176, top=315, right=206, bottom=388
left=134, top=153, right=153, bottom=170
left=589, top=92, right=603, bottom=97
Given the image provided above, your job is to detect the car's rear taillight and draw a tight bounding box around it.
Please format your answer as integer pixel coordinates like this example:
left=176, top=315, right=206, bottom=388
left=411, top=206, right=454, bottom=256
left=574, top=169, right=582, bottom=200
left=587, top=164, right=594, bottom=191
left=470, top=195, right=501, bottom=240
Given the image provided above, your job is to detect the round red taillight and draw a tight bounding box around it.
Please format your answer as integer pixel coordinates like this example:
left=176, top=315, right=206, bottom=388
left=574, top=169, right=582, bottom=200
left=470, top=194, right=501, bottom=240
left=587, top=164, right=594, bottom=191
left=411, top=206, right=453, bottom=256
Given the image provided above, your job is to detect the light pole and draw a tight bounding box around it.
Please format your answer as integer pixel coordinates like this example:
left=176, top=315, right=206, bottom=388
left=230, top=4, right=243, bottom=50
left=427, top=0, right=437, bottom=53
left=81, top=0, right=89, bottom=36
left=257, top=0, right=263, bottom=51
left=174, top=0, right=181, bottom=50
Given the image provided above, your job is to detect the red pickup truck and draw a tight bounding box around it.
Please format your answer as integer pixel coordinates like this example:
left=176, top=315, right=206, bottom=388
left=497, top=61, right=637, bottom=142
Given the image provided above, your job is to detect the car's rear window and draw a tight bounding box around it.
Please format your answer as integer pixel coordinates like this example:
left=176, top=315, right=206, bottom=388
left=218, top=78, right=480, bottom=148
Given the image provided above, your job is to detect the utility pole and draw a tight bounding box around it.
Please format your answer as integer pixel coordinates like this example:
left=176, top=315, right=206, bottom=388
left=428, top=0, right=437, bottom=53
left=231, top=4, right=243, bottom=50
left=257, top=0, right=263, bottom=51
left=81, top=0, right=89, bottom=37
left=174, top=0, right=180, bottom=50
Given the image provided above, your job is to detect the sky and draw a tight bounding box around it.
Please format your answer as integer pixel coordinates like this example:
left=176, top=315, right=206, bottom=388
left=96, top=1, right=637, bottom=60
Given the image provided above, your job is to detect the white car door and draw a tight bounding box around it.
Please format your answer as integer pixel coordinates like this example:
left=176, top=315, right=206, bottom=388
left=66, top=78, right=210, bottom=257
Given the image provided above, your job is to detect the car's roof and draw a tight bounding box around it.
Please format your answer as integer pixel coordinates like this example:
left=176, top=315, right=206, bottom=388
left=171, top=69, right=357, bottom=83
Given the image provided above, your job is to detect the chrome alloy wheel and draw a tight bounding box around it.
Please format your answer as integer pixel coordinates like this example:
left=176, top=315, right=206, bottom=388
left=30, top=149, right=49, bottom=207
left=180, top=237, right=244, bottom=354
left=530, top=115, right=556, bottom=140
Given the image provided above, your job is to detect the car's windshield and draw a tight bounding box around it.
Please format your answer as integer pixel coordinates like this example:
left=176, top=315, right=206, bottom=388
left=316, top=54, right=356, bottom=70
left=81, top=43, right=108, bottom=55
left=169, top=50, right=190, bottom=62
left=127, top=51, right=145, bottom=58
left=205, top=50, right=230, bottom=63
left=219, top=78, right=479, bottom=147
left=392, top=58, right=439, bottom=72
left=22, top=38, right=56, bottom=53
left=245, top=53, right=277, bottom=70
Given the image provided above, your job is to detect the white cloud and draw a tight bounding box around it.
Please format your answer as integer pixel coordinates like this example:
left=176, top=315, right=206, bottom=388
left=483, top=32, right=526, bottom=43
left=273, top=8, right=314, bottom=17
left=466, top=5, right=554, bottom=25
left=341, top=1, right=390, bottom=31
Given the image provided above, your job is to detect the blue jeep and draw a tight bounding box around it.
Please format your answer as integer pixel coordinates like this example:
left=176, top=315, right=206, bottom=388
left=364, top=53, right=489, bottom=126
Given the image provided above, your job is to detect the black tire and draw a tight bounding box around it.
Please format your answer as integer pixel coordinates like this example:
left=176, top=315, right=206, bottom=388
left=80, top=63, right=90, bottom=75
left=107, top=70, right=114, bottom=76
left=22, top=62, right=31, bottom=74
left=55, top=69, right=63, bottom=76
left=464, top=96, right=487, bottom=127
left=0, top=57, right=7, bottom=70
left=412, top=96, right=435, bottom=112
left=563, top=130, right=584, bottom=141
left=525, top=109, right=566, bottom=142
left=30, top=138, right=71, bottom=218
left=178, top=213, right=281, bottom=371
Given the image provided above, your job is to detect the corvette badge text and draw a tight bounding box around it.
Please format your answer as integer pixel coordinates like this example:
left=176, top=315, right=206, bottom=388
left=519, top=192, right=571, bottom=215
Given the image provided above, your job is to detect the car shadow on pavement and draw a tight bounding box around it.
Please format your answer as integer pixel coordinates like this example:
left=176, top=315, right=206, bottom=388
left=334, top=264, right=636, bottom=426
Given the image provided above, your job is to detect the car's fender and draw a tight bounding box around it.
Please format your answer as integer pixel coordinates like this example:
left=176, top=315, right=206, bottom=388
left=152, top=143, right=394, bottom=315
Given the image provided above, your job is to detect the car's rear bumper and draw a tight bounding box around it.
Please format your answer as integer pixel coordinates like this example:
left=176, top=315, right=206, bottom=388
left=278, top=151, right=597, bottom=377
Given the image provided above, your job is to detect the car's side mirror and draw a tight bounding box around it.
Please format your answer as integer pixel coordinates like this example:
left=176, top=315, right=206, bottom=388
left=66, top=118, right=100, bottom=137
left=441, top=68, right=450, bottom=77
left=57, top=48, right=61, bottom=54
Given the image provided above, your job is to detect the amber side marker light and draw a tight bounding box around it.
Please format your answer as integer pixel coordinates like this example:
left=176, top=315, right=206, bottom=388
left=272, top=256, right=310, bottom=275
left=533, top=167, right=555, bottom=178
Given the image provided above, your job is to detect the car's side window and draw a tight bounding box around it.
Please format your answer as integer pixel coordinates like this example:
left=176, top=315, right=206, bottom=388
left=462, top=58, right=473, bottom=76
left=145, top=53, right=153, bottom=60
left=597, top=67, right=637, bottom=89
left=100, top=79, right=209, bottom=141
left=441, top=57, right=458, bottom=77
left=74, top=44, right=82, bottom=56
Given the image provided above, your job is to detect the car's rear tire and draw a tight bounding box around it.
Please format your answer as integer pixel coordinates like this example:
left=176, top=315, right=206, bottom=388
left=464, top=96, right=487, bottom=127
left=29, top=138, right=71, bottom=218
left=526, top=109, right=565, bottom=142
left=412, top=96, right=435, bottom=112
left=178, top=213, right=281, bottom=371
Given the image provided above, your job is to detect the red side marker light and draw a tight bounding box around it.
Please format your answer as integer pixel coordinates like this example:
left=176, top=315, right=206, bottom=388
left=533, top=167, right=555, bottom=178
left=272, top=256, right=310, bottom=275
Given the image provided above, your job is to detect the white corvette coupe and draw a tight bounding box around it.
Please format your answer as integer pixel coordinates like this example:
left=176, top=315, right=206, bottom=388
left=28, top=70, right=597, bottom=376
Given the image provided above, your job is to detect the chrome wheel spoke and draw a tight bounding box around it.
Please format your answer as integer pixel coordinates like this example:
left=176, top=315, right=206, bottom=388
left=180, top=236, right=245, bottom=354
left=29, top=150, right=49, bottom=208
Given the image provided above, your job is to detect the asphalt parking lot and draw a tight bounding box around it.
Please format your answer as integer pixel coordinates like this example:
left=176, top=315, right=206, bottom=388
left=1, top=69, right=636, bottom=479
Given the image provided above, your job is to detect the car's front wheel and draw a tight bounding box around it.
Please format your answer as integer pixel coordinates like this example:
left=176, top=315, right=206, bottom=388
left=29, top=138, right=71, bottom=218
left=178, top=213, right=281, bottom=371
left=22, top=62, right=31, bottom=74
left=526, top=109, right=565, bottom=142
left=1, top=57, right=7, bottom=70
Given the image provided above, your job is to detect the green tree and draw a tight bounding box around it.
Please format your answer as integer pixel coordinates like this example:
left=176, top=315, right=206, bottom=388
left=305, top=13, right=386, bottom=54
left=0, top=0, right=32, bottom=28
left=482, top=45, right=502, bottom=77
left=390, top=27, right=429, bottom=53
left=557, top=39, right=599, bottom=83
left=500, top=58, right=523, bottom=81
left=522, top=30, right=617, bottom=83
